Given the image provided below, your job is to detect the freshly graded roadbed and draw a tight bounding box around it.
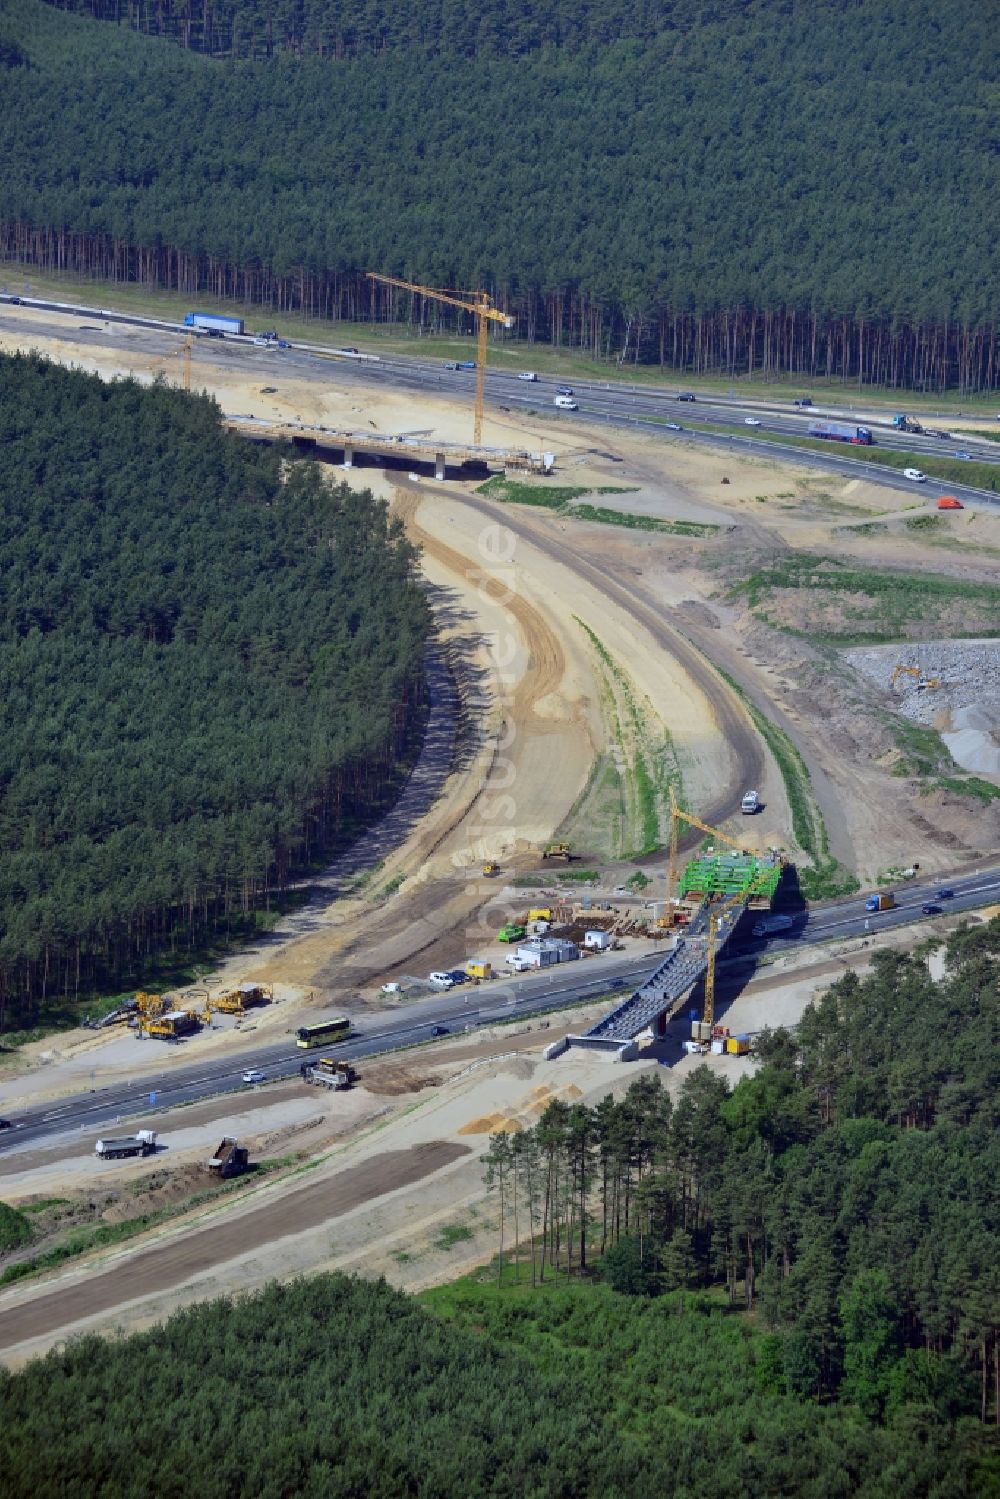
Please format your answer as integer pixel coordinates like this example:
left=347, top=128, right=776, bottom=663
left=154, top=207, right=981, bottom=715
left=0, top=1141, right=469, bottom=1354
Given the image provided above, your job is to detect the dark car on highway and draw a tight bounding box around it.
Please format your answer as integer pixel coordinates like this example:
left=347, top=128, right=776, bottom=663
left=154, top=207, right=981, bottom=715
left=936, top=887, right=955, bottom=899
left=922, top=903, right=942, bottom=915
left=677, top=392, right=696, bottom=401
left=793, top=397, right=813, bottom=407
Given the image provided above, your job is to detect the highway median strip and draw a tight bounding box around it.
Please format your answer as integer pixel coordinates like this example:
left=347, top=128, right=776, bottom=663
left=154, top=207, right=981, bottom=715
left=659, top=417, right=1000, bottom=493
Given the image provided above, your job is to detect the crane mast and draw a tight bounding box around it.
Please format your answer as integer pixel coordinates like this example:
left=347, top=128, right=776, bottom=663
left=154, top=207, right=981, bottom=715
left=366, top=272, right=514, bottom=445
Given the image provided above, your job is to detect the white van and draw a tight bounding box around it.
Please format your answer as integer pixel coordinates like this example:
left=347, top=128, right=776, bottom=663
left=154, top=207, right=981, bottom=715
left=903, top=468, right=926, bottom=482
left=428, top=971, right=455, bottom=989
left=554, top=395, right=578, bottom=410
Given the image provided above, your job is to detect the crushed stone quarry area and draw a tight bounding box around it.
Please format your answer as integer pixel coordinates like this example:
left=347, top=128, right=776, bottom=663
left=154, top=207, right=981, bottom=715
left=844, top=639, right=1000, bottom=777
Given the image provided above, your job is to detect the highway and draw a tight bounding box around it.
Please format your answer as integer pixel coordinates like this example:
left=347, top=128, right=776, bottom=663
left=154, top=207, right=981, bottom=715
left=3, top=863, right=997, bottom=1153
left=2, top=294, right=999, bottom=510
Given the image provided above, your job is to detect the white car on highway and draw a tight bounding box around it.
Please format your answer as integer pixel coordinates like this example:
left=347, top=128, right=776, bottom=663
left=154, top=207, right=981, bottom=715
left=903, top=468, right=927, bottom=482
left=744, top=416, right=761, bottom=426
left=517, top=371, right=538, bottom=381
left=242, top=1069, right=265, bottom=1084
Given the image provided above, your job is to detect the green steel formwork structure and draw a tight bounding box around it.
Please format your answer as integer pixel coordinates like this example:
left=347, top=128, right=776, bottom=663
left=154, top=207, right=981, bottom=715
left=678, top=852, right=782, bottom=908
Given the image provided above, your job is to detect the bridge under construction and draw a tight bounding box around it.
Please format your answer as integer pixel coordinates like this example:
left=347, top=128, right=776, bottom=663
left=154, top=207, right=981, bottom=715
left=559, top=847, right=784, bottom=1059
left=226, top=415, right=555, bottom=478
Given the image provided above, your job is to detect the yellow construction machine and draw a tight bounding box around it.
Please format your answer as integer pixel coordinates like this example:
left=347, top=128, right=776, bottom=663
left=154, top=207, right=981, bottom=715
left=209, top=983, right=273, bottom=1017
left=541, top=843, right=573, bottom=861
left=482, top=861, right=501, bottom=877
left=891, top=665, right=940, bottom=691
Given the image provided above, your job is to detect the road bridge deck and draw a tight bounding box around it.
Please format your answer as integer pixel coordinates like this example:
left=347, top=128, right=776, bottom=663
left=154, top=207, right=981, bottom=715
left=567, top=898, right=746, bottom=1052
left=225, top=417, right=553, bottom=476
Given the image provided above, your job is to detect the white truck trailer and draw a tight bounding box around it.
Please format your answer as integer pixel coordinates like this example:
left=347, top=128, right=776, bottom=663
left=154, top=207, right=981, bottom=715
left=94, top=1129, right=157, bottom=1160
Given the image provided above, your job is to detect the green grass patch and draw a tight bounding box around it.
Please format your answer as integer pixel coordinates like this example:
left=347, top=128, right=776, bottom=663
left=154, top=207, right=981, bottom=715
left=733, top=554, right=1000, bottom=643
left=904, top=513, right=943, bottom=532
left=572, top=504, right=719, bottom=536
left=19, top=1198, right=72, bottom=1216
left=478, top=477, right=717, bottom=537
left=434, top=1223, right=475, bottom=1252
left=0, top=1202, right=33, bottom=1252
left=887, top=717, right=952, bottom=778
left=714, top=667, right=858, bottom=899
left=626, top=870, right=650, bottom=890
left=935, top=775, right=1000, bottom=804
left=478, top=476, right=636, bottom=507
left=553, top=869, right=600, bottom=882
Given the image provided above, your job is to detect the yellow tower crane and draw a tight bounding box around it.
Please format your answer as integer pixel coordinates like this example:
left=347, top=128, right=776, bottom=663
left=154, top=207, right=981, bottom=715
left=366, top=272, right=515, bottom=445
left=702, top=876, right=770, bottom=1029
left=663, top=787, right=760, bottom=926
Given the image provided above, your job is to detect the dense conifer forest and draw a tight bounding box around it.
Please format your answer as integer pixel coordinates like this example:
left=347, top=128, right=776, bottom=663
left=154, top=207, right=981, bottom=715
left=3, top=0, right=999, bottom=390
left=1, top=923, right=997, bottom=1495
left=480, top=921, right=1000, bottom=1424
left=0, top=353, right=428, bottom=1028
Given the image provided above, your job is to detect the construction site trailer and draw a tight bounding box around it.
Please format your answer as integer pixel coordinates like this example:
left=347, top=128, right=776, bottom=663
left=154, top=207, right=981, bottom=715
left=584, top=930, right=612, bottom=950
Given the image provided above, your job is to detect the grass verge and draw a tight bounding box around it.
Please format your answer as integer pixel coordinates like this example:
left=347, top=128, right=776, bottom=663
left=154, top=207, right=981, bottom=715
left=714, top=667, right=859, bottom=900
left=478, top=477, right=719, bottom=537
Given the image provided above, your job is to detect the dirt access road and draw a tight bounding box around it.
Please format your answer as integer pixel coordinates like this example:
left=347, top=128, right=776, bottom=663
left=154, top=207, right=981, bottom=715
left=0, top=1141, right=469, bottom=1353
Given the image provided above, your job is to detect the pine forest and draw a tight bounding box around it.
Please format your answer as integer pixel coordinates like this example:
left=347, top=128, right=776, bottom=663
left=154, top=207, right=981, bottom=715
left=2, top=0, right=999, bottom=389
left=0, top=353, right=428, bottom=1029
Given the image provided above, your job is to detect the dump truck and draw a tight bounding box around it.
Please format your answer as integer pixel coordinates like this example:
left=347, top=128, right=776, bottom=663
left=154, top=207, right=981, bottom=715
left=301, top=1057, right=356, bottom=1090
left=206, top=1137, right=249, bottom=1179
left=865, top=892, right=896, bottom=912
left=740, top=790, right=760, bottom=815
left=892, top=414, right=925, bottom=434
left=95, top=1130, right=157, bottom=1160
left=145, top=1008, right=199, bottom=1040
left=183, top=311, right=245, bottom=336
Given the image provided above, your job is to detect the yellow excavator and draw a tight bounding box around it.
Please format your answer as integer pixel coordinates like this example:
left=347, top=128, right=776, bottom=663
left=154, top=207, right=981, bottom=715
left=891, top=665, right=940, bottom=691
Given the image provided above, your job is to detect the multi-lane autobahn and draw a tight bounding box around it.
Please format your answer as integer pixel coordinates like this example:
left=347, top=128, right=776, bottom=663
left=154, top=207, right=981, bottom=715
left=3, top=864, right=997, bottom=1152
left=2, top=293, right=999, bottom=508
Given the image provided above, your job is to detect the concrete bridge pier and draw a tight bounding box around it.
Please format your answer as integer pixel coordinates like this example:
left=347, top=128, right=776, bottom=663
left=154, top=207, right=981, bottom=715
left=343, top=442, right=354, bottom=469
left=435, top=452, right=446, bottom=481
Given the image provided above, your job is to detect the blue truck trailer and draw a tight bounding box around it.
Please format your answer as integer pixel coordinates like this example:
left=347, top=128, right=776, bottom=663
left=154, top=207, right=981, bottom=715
left=807, top=419, right=873, bottom=445
left=184, top=312, right=245, bottom=336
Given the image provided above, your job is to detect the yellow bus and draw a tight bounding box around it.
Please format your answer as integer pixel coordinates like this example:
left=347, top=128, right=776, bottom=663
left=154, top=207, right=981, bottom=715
left=296, top=1016, right=351, bottom=1049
